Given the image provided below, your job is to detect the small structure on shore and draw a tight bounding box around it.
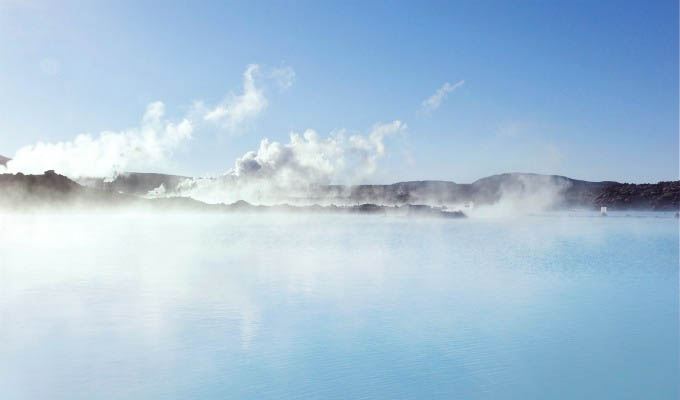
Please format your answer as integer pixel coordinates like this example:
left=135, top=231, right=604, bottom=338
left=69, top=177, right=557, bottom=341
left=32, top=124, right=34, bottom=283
left=600, top=206, right=608, bottom=216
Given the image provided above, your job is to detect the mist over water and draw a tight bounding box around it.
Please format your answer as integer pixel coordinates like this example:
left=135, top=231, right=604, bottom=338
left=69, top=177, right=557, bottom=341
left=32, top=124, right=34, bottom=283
left=0, top=212, right=677, bottom=399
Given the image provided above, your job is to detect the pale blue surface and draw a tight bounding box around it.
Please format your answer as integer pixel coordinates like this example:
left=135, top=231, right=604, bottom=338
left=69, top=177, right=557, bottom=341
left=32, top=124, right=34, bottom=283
left=0, top=213, right=678, bottom=398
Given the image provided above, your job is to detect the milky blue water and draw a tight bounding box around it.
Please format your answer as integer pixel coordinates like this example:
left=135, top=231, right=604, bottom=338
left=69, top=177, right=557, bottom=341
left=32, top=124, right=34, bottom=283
left=0, top=212, right=678, bottom=399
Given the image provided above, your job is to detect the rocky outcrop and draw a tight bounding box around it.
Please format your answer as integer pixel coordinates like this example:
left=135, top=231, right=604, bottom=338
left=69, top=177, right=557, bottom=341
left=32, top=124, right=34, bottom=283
left=0, top=170, right=136, bottom=208
left=593, top=181, right=679, bottom=211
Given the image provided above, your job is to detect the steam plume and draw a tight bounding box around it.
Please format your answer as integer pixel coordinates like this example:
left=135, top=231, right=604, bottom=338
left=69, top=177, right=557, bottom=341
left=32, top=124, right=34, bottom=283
left=173, top=121, right=407, bottom=204
left=202, top=64, right=268, bottom=130
left=0, top=102, right=192, bottom=180
left=0, top=64, right=290, bottom=179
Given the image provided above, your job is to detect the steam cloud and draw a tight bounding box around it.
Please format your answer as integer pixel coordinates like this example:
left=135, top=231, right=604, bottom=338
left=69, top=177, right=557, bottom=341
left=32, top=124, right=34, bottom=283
left=469, top=174, right=573, bottom=217
left=0, top=102, right=192, bottom=180
left=173, top=121, right=407, bottom=204
left=0, top=64, right=291, bottom=179
left=201, top=64, right=268, bottom=130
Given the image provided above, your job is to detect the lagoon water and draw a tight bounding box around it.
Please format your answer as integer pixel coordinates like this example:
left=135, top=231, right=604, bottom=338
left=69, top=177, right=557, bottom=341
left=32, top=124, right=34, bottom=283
left=0, top=212, right=678, bottom=399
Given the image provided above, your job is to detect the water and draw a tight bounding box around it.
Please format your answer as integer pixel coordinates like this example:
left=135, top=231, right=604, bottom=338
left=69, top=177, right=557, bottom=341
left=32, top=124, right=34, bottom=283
left=0, top=212, right=678, bottom=399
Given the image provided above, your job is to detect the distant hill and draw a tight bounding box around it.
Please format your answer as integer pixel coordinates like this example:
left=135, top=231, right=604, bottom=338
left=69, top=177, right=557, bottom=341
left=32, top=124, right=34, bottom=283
left=0, top=154, right=9, bottom=166
left=0, top=171, right=464, bottom=217
left=2, top=170, right=678, bottom=211
left=319, top=173, right=620, bottom=208
left=0, top=170, right=136, bottom=209
left=81, top=171, right=678, bottom=210
left=0, top=170, right=216, bottom=211
left=80, top=172, right=616, bottom=208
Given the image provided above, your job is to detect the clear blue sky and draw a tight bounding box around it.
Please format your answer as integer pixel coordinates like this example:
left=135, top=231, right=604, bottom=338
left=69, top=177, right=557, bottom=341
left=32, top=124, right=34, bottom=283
left=0, top=0, right=677, bottom=183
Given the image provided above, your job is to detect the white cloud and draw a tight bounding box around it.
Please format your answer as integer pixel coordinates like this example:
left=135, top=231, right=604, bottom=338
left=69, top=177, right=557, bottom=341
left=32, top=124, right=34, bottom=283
left=174, top=121, right=407, bottom=204
left=421, top=80, right=465, bottom=112
left=202, top=64, right=273, bottom=132
left=202, top=64, right=296, bottom=131
left=269, top=65, right=296, bottom=90
left=0, top=102, right=193, bottom=179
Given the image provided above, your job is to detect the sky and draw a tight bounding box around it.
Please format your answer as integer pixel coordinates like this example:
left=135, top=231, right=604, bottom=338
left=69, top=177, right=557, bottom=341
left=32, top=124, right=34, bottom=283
left=0, top=0, right=677, bottom=183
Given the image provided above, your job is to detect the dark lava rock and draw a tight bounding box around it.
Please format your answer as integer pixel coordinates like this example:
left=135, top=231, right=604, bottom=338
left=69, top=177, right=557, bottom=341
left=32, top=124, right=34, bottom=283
left=0, top=170, right=135, bottom=208
left=593, top=181, right=680, bottom=211
left=351, top=203, right=386, bottom=214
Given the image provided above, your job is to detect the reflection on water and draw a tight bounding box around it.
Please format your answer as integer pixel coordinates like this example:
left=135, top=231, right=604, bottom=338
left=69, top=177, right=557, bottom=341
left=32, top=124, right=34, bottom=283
left=0, top=213, right=678, bottom=399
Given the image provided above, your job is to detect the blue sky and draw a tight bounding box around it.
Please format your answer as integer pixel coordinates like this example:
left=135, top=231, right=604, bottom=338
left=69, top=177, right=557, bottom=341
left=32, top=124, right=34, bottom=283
left=0, top=0, right=677, bottom=183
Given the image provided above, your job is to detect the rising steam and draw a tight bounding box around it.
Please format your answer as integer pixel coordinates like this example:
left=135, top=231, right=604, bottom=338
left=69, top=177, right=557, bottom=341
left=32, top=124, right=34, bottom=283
left=0, top=102, right=192, bottom=180
left=0, top=64, right=290, bottom=180
left=172, top=121, right=407, bottom=204
left=468, top=174, right=574, bottom=217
